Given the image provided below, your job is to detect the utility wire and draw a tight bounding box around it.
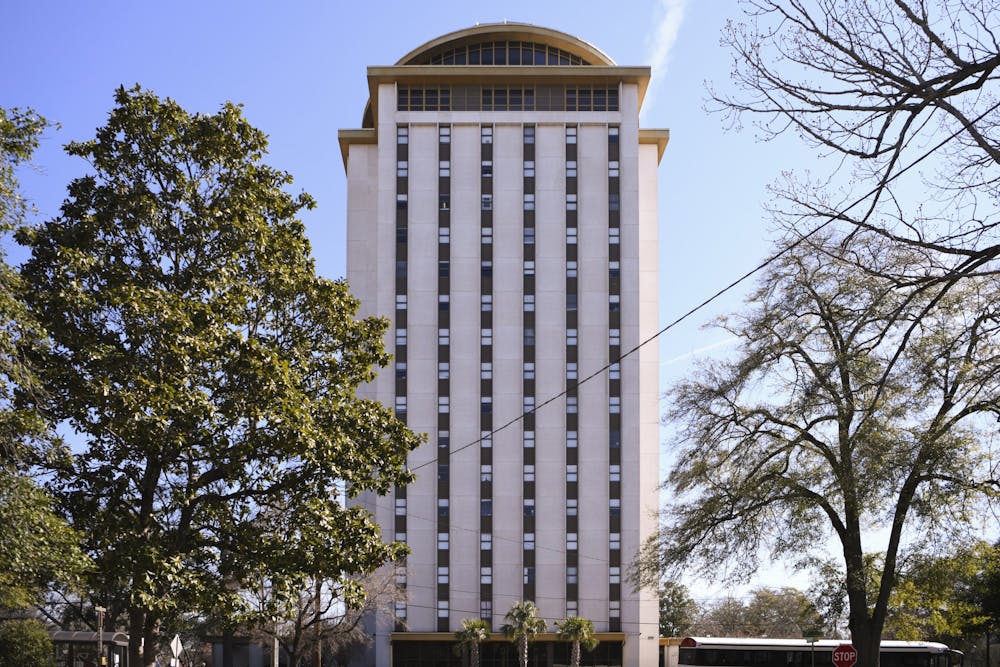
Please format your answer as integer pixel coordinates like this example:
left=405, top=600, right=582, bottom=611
left=408, top=98, right=1000, bottom=474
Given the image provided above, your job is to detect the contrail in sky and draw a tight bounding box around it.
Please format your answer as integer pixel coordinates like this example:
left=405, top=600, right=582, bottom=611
left=662, top=336, right=738, bottom=366
left=641, top=0, right=687, bottom=121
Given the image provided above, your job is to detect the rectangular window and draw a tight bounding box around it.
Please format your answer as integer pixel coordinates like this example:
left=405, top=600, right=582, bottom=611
left=481, top=227, right=493, bottom=244
left=438, top=464, right=449, bottom=481
left=395, top=565, right=406, bottom=585
left=566, top=160, right=577, bottom=178
left=609, top=396, right=621, bottom=414
left=439, top=227, right=450, bottom=244
left=395, top=294, right=407, bottom=309
left=523, top=464, right=535, bottom=482
left=566, top=227, right=577, bottom=244
left=567, top=328, right=578, bottom=345
left=609, top=193, right=620, bottom=211
left=523, top=396, right=535, bottom=411
left=481, top=328, right=493, bottom=345
left=481, top=431, right=492, bottom=448
left=566, top=193, right=577, bottom=211
left=438, top=362, right=449, bottom=379
left=566, top=260, right=577, bottom=277
left=481, top=396, right=492, bottom=414
left=610, top=567, right=621, bottom=584
left=523, top=567, right=535, bottom=585
left=394, top=396, right=407, bottom=413
left=481, top=126, right=493, bottom=144
left=439, top=432, right=450, bottom=449
left=567, top=464, right=578, bottom=482
left=439, top=125, right=451, bottom=143
left=523, top=499, right=535, bottom=516
left=566, top=395, right=578, bottom=413
left=524, top=227, right=535, bottom=245
left=438, top=498, right=450, bottom=517
left=567, top=533, right=578, bottom=550
left=439, top=194, right=450, bottom=210
left=481, top=294, right=493, bottom=311
left=523, top=193, right=535, bottom=211
left=523, top=362, right=535, bottom=379
left=481, top=601, right=492, bottom=619
left=523, top=328, right=535, bottom=346
left=610, top=498, right=621, bottom=517
left=610, top=464, right=621, bottom=482
left=609, top=362, right=620, bottom=380
left=482, top=194, right=493, bottom=211
left=397, top=126, right=409, bottom=144
left=397, top=160, right=408, bottom=177
left=438, top=396, right=450, bottom=413
left=610, top=532, right=621, bottom=550
left=566, top=601, right=578, bottom=617
left=481, top=499, right=492, bottom=516
left=524, top=430, right=535, bottom=448
left=396, top=193, right=408, bottom=210
left=524, top=160, right=535, bottom=177
left=609, top=160, right=620, bottom=177
left=609, top=227, right=620, bottom=244
left=395, top=498, right=406, bottom=516
left=524, top=126, right=535, bottom=144
left=439, top=161, right=450, bottom=177
left=609, top=601, right=621, bottom=618
left=438, top=601, right=449, bottom=618
left=395, top=601, right=407, bottom=618
left=481, top=567, right=492, bottom=584
left=482, top=161, right=493, bottom=178
left=480, top=464, right=492, bottom=482
left=524, top=533, right=535, bottom=551
left=566, top=362, right=577, bottom=379
left=481, top=532, right=492, bottom=550
left=438, top=261, right=449, bottom=278
left=566, top=498, right=578, bottom=516
left=609, top=328, right=620, bottom=345
left=481, top=362, right=492, bottom=379
left=566, top=126, right=577, bottom=144
left=395, top=362, right=406, bottom=380
left=523, top=294, right=535, bottom=312
left=438, top=532, right=449, bottom=549
left=438, top=328, right=450, bottom=345
left=524, top=260, right=535, bottom=276
left=437, top=567, right=449, bottom=585
left=394, top=531, right=406, bottom=542
left=567, top=431, right=578, bottom=448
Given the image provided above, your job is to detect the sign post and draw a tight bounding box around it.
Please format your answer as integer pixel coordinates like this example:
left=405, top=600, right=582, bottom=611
left=832, top=644, right=858, bottom=667
left=170, top=634, right=182, bottom=667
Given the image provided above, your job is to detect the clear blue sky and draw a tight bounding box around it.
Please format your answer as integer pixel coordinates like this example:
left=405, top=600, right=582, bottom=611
left=2, top=0, right=817, bottom=600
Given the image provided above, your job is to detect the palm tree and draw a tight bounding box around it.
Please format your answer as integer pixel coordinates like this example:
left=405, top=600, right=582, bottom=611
left=454, top=618, right=491, bottom=667
left=555, top=616, right=598, bottom=667
left=501, top=601, right=547, bottom=667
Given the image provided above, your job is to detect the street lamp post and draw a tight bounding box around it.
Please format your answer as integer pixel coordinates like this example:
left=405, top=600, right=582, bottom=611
left=806, top=635, right=820, bottom=667
left=95, top=606, right=106, bottom=667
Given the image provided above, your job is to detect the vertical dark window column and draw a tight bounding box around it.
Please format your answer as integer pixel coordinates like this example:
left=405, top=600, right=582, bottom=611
left=564, top=124, right=579, bottom=618
left=607, top=125, right=622, bottom=632
left=436, top=124, right=451, bottom=632
left=522, top=124, right=536, bottom=603
left=479, top=124, right=494, bottom=625
left=394, top=125, right=409, bottom=631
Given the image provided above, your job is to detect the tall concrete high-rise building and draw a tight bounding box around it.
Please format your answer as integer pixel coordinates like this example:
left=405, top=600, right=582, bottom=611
left=341, top=23, right=667, bottom=667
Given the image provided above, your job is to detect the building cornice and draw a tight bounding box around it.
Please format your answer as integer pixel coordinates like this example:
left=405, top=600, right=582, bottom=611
left=639, top=128, right=671, bottom=164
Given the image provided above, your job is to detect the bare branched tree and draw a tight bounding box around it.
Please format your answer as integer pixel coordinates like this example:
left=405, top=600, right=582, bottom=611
left=634, top=231, right=1000, bottom=667
left=714, top=0, right=1000, bottom=279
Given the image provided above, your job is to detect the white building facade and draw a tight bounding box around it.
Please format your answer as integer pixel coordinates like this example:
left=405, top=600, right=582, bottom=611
left=341, top=24, right=667, bottom=667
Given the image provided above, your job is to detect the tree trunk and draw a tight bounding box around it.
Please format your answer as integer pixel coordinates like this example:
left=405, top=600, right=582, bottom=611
left=519, top=636, right=528, bottom=667
left=571, top=640, right=580, bottom=667
left=471, top=642, right=479, bottom=667
left=128, top=611, right=145, bottom=667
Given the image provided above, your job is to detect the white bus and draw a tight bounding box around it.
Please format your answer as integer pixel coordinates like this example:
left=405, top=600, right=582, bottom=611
left=672, top=637, right=963, bottom=667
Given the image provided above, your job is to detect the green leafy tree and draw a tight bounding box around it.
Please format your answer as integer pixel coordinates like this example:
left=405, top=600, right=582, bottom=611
left=635, top=231, right=1000, bottom=667
left=18, top=86, right=421, bottom=667
left=0, top=618, right=55, bottom=667
left=0, top=107, right=88, bottom=610
left=501, top=601, right=547, bottom=667
left=454, top=618, right=491, bottom=667
left=554, top=616, right=597, bottom=667
left=658, top=581, right=697, bottom=637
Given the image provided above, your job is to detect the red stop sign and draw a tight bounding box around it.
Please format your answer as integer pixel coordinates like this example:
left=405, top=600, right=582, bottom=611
left=832, top=645, right=858, bottom=667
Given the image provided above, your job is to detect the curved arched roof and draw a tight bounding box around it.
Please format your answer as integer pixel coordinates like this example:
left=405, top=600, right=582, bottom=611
left=395, top=23, right=616, bottom=67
